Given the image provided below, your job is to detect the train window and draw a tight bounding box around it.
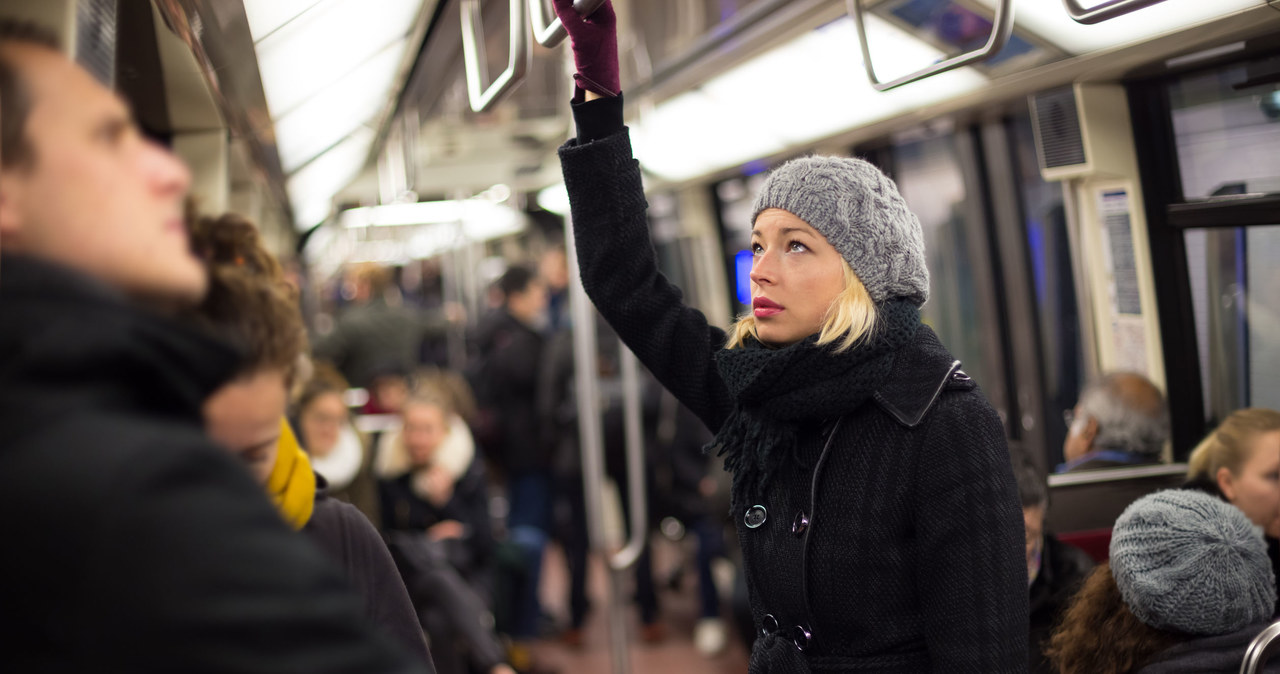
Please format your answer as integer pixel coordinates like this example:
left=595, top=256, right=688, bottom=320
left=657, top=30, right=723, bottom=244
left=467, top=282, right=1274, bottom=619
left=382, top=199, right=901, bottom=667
left=1009, top=111, right=1084, bottom=465
left=890, top=132, right=996, bottom=396
left=1184, top=225, right=1280, bottom=422
left=1168, top=61, right=1280, bottom=200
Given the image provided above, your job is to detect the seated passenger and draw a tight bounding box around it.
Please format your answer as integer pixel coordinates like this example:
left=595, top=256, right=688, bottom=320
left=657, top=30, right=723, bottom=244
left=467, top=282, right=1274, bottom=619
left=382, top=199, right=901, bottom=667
left=1015, top=460, right=1093, bottom=674
left=0, top=21, right=423, bottom=672
left=186, top=213, right=432, bottom=666
left=1184, top=408, right=1280, bottom=614
left=1048, top=490, right=1276, bottom=673
left=296, top=363, right=382, bottom=527
left=1059, top=372, right=1170, bottom=472
left=377, top=393, right=513, bottom=674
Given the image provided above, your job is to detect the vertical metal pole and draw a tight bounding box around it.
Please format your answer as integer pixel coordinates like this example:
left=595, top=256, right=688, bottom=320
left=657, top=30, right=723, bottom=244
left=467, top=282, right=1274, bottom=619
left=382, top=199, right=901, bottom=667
left=565, top=218, right=631, bottom=674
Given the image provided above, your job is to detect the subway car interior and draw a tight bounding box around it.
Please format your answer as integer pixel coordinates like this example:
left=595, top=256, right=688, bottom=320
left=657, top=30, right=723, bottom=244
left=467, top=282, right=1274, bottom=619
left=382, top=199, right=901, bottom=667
left=2, top=0, right=1280, bottom=672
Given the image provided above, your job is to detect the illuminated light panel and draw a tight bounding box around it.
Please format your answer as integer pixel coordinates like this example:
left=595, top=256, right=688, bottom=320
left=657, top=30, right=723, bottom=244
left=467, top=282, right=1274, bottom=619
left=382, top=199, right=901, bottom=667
left=537, top=183, right=571, bottom=216
left=274, top=40, right=404, bottom=172
left=632, top=15, right=986, bottom=182
left=971, top=0, right=1261, bottom=55
left=288, top=128, right=374, bottom=229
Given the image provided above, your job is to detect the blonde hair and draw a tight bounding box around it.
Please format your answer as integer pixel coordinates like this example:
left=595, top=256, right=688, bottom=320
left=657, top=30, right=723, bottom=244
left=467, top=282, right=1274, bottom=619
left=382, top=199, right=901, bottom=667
left=1187, top=408, right=1280, bottom=481
left=726, top=263, right=877, bottom=353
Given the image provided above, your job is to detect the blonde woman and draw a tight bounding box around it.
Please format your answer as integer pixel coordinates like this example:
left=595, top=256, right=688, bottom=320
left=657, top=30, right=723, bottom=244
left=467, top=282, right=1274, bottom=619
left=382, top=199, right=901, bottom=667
left=1185, top=408, right=1280, bottom=613
left=550, top=3, right=1025, bottom=671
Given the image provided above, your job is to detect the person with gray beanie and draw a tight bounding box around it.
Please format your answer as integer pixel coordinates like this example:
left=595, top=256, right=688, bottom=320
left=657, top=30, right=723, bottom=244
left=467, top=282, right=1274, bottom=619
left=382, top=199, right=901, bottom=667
left=551, top=2, right=1025, bottom=672
left=1049, top=489, right=1278, bottom=673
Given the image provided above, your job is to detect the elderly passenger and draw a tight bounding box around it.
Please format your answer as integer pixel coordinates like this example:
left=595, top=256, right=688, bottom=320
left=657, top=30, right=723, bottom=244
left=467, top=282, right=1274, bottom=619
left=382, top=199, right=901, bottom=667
left=1059, top=372, right=1170, bottom=472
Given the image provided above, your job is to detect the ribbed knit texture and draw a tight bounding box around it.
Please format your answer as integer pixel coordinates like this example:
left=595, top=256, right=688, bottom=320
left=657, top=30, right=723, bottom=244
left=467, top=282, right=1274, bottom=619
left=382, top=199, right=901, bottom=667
left=1110, top=489, right=1276, bottom=636
left=559, top=125, right=1026, bottom=672
left=711, top=300, right=919, bottom=500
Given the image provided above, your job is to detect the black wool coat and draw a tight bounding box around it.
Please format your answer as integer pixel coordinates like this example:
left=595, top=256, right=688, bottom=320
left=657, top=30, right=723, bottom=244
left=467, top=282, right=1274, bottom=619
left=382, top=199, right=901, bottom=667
left=0, top=254, right=429, bottom=674
left=558, top=103, right=1028, bottom=673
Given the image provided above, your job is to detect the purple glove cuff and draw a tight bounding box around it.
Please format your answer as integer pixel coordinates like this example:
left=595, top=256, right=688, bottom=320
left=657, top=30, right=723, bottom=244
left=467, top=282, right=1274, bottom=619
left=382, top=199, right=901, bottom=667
left=573, top=73, right=620, bottom=99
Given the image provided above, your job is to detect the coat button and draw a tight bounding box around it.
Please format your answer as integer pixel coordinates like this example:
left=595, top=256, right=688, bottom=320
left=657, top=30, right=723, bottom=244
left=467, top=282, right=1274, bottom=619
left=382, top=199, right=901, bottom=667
left=761, top=613, right=779, bottom=637
left=744, top=505, right=767, bottom=529
left=792, top=511, right=809, bottom=536
left=792, top=624, right=812, bottom=651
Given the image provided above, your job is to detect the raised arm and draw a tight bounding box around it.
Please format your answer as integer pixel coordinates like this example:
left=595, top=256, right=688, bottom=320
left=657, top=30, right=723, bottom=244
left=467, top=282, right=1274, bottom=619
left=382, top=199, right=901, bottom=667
left=553, top=0, right=733, bottom=432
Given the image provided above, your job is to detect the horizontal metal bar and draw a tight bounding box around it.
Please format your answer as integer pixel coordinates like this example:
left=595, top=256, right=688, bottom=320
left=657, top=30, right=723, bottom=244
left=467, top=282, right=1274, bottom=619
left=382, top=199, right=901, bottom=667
left=529, top=0, right=607, bottom=48
left=1048, top=463, right=1188, bottom=487
left=1166, top=194, right=1280, bottom=229
left=1062, top=0, right=1170, bottom=26
left=461, top=0, right=530, bottom=112
left=848, top=0, right=1013, bottom=92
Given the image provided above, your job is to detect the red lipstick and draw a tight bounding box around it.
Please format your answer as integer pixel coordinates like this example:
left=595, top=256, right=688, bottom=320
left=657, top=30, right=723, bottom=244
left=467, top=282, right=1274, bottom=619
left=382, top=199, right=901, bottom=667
left=752, top=297, right=783, bottom=318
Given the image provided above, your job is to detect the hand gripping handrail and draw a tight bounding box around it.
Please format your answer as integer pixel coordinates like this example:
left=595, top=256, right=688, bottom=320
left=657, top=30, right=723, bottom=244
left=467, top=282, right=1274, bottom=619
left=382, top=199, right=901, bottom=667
left=1062, top=0, right=1170, bottom=25
left=1240, top=620, right=1280, bottom=674
left=847, top=0, right=1013, bottom=92
left=460, top=0, right=529, bottom=112
left=529, top=0, right=608, bottom=48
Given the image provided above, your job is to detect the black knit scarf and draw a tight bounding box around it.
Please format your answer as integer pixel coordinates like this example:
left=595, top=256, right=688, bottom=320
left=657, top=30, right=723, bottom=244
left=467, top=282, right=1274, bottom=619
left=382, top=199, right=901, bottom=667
left=709, top=300, right=921, bottom=501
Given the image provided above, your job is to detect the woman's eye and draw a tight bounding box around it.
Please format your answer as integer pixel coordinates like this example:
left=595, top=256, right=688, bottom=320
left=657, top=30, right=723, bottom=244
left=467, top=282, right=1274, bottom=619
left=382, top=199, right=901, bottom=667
left=751, top=243, right=763, bottom=255
left=789, top=241, right=808, bottom=253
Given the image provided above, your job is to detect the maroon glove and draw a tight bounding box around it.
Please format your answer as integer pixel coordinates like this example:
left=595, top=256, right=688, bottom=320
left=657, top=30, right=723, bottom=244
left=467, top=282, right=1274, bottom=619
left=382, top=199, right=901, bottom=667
left=552, top=0, right=620, bottom=98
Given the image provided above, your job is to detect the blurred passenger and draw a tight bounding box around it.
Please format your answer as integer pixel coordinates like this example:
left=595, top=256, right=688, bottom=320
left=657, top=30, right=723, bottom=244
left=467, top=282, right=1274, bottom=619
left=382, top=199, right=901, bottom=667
left=1185, top=408, right=1280, bottom=612
left=187, top=214, right=431, bottom=666
left=551, top=2, right=1026, bottom=670
left=1014, top=460, right=1093, bottom=673
left=377, top=394, right=514, bottom=674
left=296, top=362, right=381, bottom=527
left=364, top=368, right=412, bottom=415
left=1059, top=372, right=1170, bottom=472
left=0, top=21, right=423, bottom=672
left=315, top=263, right=448, bottom=391
left=471, top=264, right=552, bottom=652
left=1047, top=490, right=1276, bottom=673
left=540, top=245, right=571, bottom=333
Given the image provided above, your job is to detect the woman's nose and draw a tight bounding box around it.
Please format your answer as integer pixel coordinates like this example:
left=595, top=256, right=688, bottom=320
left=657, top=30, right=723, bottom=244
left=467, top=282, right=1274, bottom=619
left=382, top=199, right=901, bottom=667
left=749, top=252, right=775, bottom=286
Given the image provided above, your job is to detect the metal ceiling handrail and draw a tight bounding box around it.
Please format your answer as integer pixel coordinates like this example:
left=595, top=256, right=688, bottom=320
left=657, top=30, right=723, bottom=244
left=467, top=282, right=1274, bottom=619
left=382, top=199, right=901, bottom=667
left=847, top=0, right=1014, bottom=92
left=529, top=0, right=607, bottom=48
left=1062, top=0, right=1170, bottom=25
left=1240, top=620, right=1280, bottom=674
left=460, top=0, right=529, bottom=112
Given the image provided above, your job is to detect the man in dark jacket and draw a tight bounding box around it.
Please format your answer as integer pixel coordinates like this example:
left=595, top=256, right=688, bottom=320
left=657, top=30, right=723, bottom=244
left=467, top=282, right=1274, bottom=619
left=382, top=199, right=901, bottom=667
left=0, top=23, right=425, bottom=672
left=1015, top=461, right=1094, bottom=673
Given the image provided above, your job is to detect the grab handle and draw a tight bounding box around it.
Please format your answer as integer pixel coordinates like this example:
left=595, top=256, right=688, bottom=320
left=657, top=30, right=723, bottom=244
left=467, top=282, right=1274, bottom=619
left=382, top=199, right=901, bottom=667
left=1062, top=0, right=1169, bottom=25
left=529, top=0, right=608, bottom=48
left=847, top=0, right=1013, bottom=91
left=461, top=0, right=530, bottom=112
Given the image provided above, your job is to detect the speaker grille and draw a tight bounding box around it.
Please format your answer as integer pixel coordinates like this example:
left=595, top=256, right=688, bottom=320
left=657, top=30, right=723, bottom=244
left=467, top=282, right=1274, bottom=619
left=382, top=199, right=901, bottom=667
left=1033, top=86, right=1086, bottom=170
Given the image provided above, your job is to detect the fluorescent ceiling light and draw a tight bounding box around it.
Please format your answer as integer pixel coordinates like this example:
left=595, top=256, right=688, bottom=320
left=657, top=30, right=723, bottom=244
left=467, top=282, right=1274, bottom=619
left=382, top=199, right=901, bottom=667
left=971, top=0, right=1259, bottom=55
left=288, top=128, right=374, bottom=229
left=537, top=183, right=570, bottom=216
left=274, top=40, right=404, bottom=172
left=342, top=201, right=465, bottom=227
left=250, top=0, right=420, bottom=119
left=632, top=15, right=986, bottom=182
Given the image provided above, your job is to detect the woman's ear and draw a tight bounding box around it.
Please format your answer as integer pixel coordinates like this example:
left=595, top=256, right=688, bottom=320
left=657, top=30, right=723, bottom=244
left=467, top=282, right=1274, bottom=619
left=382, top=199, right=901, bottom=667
left=1217, top=466, right=1237, bottom=502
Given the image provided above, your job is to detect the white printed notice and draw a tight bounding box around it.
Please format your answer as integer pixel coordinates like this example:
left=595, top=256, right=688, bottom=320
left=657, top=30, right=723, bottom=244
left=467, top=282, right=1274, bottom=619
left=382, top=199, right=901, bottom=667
left=1098, top=188, right=1147, bottom=373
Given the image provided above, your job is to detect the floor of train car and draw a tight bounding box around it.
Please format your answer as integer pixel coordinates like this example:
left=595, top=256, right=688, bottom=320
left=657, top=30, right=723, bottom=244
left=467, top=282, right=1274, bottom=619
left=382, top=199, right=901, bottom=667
left=527, top=539, right=750, bottom=673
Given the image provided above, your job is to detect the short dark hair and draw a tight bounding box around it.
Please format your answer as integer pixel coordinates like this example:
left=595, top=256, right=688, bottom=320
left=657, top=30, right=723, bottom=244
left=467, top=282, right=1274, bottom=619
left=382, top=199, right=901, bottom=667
left=497, top=264, right=537, bottom=301
left=1013, top=457, right=1048, bottom=509
left=0, top=19, right=61, bottom=169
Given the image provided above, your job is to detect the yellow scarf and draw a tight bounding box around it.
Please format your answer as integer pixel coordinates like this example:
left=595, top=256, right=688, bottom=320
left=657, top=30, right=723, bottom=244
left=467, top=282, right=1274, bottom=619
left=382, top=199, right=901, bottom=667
left=266, top=418, right=316, bottom=530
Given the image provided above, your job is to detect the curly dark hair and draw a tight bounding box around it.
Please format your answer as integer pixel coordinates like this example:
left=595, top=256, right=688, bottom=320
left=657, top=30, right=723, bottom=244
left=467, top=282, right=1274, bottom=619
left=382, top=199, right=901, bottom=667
left=185, top=213, right=307, bottom=385
left=1046, top=563, right=1185, bottom=674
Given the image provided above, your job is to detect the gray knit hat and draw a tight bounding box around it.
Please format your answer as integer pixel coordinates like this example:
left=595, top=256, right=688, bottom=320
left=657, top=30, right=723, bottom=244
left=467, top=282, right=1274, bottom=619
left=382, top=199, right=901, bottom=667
left=750, top=156, right=929, bottom=306
left=1109, top=489, right=1276, bottom=636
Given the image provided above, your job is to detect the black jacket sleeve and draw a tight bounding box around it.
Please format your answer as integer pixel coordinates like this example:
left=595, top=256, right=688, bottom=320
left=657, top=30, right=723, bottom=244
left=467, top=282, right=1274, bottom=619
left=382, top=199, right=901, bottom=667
left=914, top=389, right=1029, bottom=672
left=558, top=103, right=734, bottom=433
left=307, top=498, right=435, bottom=669
left=84, top=437, right=428, bottom=673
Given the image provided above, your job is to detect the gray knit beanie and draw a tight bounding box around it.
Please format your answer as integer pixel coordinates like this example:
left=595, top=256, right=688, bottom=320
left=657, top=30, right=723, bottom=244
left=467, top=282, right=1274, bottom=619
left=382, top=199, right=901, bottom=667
left=750, top=156, right=929, bottom=306
left=1109, top=489, right=1276, bottom=636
